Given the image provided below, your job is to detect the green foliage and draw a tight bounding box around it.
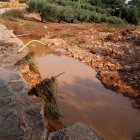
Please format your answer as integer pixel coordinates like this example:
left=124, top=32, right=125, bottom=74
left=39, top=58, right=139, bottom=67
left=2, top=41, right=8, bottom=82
left=88, top=0, right=104, bottom=7
left=101, top=14, right=107, bottom=22
left=126, top=6, right=139, bottom=24
left=77, top=9, right=92, bottom=22
left=89, top=0, right=140, bottom=24
left=91, top=13, right=102, bottom=23
left=26, top=0, right=140, bottom=24
left=27, top=0, right=47, bottom=22
left=61, top=6, right=75, bottom=22
left=81, top=3, right=96, bottom=11
left=44, top=4, right=60, bottom=21
left=106, top=8, right=115, bottom=16
left=129, top=0, right=140, bottom=9
left=106, top=16, right=123, bottom=24
left=127, top=0, right=140, bottom=24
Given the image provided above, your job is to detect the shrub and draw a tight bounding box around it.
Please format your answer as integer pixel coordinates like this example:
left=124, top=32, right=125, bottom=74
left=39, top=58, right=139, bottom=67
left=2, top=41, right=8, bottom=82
left=55, top=0, right=71, bottom=6
left=67, top=1, right=81, bottom=9
left=77, top=9, right=92, bottom=22
left=107, top=16, right=123, bottom=24
left=61, top=6, right=75, bottom=23
left=81, top=3, right=96, bottom=11
left=56, top=6, right=64, bottom=22
left=126, top=6, right=139, bottom=25
left=106, top=8, right=115, bottom=16
left=26, top=0, right=127, bottom=24
left=96, top=6, right=106, bottom=14
left=44, top=4, right=59, bottom=21
left=91, top=13, right=102, bottom=23
left=56, top=0, right=80, bottom=9
left=101, top=14, right=107, bottom=22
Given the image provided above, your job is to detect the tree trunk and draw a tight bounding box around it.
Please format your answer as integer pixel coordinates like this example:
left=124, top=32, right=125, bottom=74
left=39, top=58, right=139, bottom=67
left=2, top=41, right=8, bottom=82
left=40, top=13, right=44, bottom=22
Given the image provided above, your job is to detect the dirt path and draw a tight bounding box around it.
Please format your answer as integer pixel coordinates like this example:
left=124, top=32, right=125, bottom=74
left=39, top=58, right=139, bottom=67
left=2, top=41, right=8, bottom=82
left=6, top=17, right=139, bottom=108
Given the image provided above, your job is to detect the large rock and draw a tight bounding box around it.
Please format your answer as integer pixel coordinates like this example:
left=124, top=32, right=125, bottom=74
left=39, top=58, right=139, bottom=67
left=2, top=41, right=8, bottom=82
left=0, top=68, right=47, bottom=140
left=48, top=122, right=104, bottom=140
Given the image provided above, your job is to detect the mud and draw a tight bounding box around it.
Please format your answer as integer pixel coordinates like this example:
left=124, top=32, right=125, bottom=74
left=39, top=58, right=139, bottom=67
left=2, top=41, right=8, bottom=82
left=4, top=18, right=140, bottom=140
left=24, top=41, right=140, bottom=140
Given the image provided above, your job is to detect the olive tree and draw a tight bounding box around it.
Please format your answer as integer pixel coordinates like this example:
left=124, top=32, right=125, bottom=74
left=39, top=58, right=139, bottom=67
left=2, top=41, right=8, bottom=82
left=27, top=0, right=47, bottom=22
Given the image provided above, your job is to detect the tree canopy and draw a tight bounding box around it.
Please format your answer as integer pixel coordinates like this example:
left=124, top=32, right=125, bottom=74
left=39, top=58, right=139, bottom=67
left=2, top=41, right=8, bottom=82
left=26, top=0, right=140, bottom=25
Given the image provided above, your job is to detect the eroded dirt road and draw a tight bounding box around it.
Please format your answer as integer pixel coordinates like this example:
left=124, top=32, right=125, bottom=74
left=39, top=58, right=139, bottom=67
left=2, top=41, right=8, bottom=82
left=2, top=14, right=140, bottom=139
left=6, top=16, right=140, bottom=108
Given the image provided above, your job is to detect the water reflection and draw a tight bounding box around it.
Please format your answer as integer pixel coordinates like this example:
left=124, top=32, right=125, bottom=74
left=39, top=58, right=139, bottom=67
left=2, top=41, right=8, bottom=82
left=27, top=42, right=53, bottom=56
left=27, top=44, right=140, bottom=140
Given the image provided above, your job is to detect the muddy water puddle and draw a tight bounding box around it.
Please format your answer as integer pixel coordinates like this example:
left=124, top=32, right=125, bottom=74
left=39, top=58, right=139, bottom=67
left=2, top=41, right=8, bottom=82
left=27, top=45, right=140, bottom=140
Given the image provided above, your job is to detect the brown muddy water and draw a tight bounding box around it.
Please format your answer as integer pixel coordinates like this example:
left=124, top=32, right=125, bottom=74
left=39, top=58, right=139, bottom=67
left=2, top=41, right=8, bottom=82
left=27, top=44, right=140, bottom=140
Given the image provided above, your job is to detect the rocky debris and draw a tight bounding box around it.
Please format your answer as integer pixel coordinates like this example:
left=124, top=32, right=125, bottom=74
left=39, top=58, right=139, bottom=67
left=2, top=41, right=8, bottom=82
left=48, top=122, right=104, bottom=140
left=41, top=37, right=68, bottom=49
left=61, top=30, right=140, bottom=108
left=105, top=32, right=124, bottom=42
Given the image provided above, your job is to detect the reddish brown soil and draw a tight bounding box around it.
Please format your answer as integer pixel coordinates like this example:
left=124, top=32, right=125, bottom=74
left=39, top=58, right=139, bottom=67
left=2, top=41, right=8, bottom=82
left=4, top=14, right=140, bottom=109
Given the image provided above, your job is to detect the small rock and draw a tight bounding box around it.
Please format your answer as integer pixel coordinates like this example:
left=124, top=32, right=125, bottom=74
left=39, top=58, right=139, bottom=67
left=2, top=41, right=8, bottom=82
left=44, top=26, right=48, bottom=29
